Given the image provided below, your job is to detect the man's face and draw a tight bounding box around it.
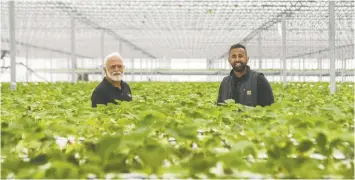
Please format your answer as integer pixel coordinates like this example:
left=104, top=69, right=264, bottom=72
left=105, top=56, right=124, bottom=82
left=229, top=48, right=249, bottom=72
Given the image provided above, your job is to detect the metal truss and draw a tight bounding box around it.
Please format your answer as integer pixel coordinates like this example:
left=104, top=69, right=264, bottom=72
left=0, top=0, right=354, bottom=59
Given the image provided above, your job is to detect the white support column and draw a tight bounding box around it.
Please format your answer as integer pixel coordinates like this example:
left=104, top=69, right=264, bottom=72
left=207, top=59, right=212, bottom=69
left=71, top=12, right=77, bottom=83
left=166, top=57, right=171, bottom=82
left=298, top=58, right=301, bottom=81
left=151, top=58, right=154, bottom=81
left=329, top=1, right=336, bottom=94
left=341, top=48, right=345, bottom=82
left=132, top=58, right=135, bottom=82
left=274, top=59, right=276, bottom=82
left=154, top=58, right=157, bottom=80
left=342, top=58, right=346, bottom=82
left=101, top=30, right=105, bottom=78
left=118, top=40, right=124, bottom=80
left=146, top=58, right=149, bottom=81
left=217, top=58, right=221, bottom=78
left=50, top=51, right=53, bottom=82
left=117, top=40, right=123, bottom=79
left=302, top=58, right=305, bottom=82
left=290, top=59, right=294, bottom=82
left=282, top=13, right=287, bottom=87
left=67, top=55, right=70, bottom=81
left=9, top=1, right=16, bottom=90
left=318, top=56, right=322, bottom=82
left=26, top=46, right=30, bottom=82
left=43, top=53, right=46, bottom=80
left=140, top=58, right=143, bottom=81
left=150, top=58, right=153, bottom=81
left=258, top=30, right=262, bottom=70
left=154, top=58, right=157, bottom=81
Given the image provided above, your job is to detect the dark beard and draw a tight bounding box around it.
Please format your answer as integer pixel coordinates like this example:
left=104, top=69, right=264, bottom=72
left=232, top=63, right=246, bottom=72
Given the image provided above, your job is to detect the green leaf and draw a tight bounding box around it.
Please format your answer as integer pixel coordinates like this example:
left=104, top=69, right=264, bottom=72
left=232, top=140, right=253, bottom=150
left=44, top=161, right=79, bottom=179
left=30, top=154, right=48, bottom=165
left=1, top=81, right=353, bottom=178
left=104, top=156, right=128, bottom=173
left=218, top=151, right=245, bottom=168
left=97, top=135, right=121, bottom=163
left=184, top=152, right=217, bottom=174
left=297, top=140, right=313, bottom=153
left=137, top=138, right=167, bottom=174
left=316, top=132, right=327, bottom=148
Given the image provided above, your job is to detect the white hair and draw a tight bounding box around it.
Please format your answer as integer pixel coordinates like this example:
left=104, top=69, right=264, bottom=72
left=103, top=52, right=123, bottom=69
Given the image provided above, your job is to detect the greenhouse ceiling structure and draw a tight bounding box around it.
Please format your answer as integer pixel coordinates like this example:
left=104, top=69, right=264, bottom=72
left=0, top=0, right=354, bottom=92
left=1, top=0, right=353, bottom=59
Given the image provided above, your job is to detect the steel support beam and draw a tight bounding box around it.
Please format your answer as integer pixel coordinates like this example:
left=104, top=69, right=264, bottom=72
left=67, top=55, right=70, bottom=81
left=50, top=51, right=53, bottom=82
left=258, top=31, right=262, bottom=70
left=9, top=1, right=16, bottom=90
left=140, top=59, right=143, bottom=81
left=132, top=58, right=135, bottom=81
left=290, top=59, right=294, bottom=82
left=282, top=13, right=287, bottom=87
left=298, top=58, right=301, bottom=81
left=101, top=30, right=105, bottom=78
left=26, top=46, right=29, bottom=82
left=329, top=1, right=336, bottom=94
left=146, top=58, right=148, bottom=81
left=217, top=1, right=302, bottom=59
left=318, top=56, right=322, bottom=81
left=53, top=2, right=157, bottom=59
left=71, top=11, right=77, bottom=83
left=342, top=58, right=346, bottom=82
left=302, top=58, right=305, bottom=82
left=1, top=38, right=94, bottom=59
left=286, top=44, right=354, bottom=59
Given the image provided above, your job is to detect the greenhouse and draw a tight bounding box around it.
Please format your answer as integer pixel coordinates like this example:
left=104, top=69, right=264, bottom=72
left=1, top=0, right=354, bottom=179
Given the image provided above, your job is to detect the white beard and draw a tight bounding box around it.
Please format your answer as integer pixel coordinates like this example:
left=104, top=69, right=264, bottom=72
left=107, top=72, right=122, bottom=82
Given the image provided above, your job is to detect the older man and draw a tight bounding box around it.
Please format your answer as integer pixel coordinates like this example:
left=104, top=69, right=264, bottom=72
left=91, top=52, right=132, bottom=107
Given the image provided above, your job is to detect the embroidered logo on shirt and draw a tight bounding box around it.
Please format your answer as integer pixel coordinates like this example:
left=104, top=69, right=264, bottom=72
left=247, top=90, right=252, bottom=95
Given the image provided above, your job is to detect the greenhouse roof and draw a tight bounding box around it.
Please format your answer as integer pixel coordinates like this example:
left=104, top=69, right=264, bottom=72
left=1, top=0, right=354, bottom=59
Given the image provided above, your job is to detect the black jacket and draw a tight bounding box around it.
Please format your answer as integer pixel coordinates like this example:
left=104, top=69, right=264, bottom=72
left=217, top=66, right=274, bottom=107
left=91, top=78, right=132, bottom=107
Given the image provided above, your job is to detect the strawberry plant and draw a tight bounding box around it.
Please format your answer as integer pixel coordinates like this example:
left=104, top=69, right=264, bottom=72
left=1, top=81, right=353, bottom=179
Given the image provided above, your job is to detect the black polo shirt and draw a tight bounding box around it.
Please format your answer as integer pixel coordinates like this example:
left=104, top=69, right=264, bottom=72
left=91, top=78, right=132, bottom=107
